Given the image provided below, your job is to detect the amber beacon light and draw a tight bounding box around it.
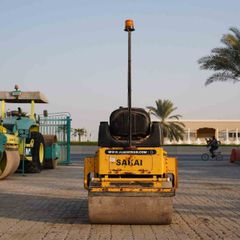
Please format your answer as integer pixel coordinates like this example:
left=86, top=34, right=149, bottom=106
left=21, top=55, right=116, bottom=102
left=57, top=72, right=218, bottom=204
left=124, top=19, right=135, bottom=31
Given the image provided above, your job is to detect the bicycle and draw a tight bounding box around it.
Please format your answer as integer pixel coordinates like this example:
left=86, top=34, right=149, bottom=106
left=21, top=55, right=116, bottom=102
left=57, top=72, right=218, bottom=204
left=201, top=150, right=223, bottom=161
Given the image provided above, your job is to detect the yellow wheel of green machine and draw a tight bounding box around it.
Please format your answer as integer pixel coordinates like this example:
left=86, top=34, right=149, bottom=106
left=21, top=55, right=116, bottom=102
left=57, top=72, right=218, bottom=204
left=39, top=142, right=44, bottom=165
left=23, top=132, right=45, bottom=173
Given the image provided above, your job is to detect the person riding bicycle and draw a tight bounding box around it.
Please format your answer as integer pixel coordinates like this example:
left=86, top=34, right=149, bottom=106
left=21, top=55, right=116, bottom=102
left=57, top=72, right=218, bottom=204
left=206, top=136, right=219, bottom=158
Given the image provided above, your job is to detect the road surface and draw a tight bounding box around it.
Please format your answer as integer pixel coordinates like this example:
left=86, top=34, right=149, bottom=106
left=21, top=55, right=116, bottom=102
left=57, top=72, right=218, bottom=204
left=0, top=153, right=239, bottom=240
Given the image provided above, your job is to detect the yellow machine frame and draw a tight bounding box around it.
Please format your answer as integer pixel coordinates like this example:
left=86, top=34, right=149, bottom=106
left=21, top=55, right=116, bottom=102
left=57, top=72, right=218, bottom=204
left=84, top=147, right=178, bottom=193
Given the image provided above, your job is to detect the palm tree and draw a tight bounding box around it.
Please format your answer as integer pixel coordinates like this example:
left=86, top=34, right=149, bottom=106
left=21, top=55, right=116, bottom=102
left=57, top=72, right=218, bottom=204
left=198, top=27, right=240, bottom=85
left=72, top=128, right=87, bottom=142
left=147, top=99, right=185, bottom=144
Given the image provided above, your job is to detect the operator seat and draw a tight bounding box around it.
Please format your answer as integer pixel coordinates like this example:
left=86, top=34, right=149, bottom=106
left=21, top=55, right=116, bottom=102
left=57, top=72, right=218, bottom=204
left=98, top=107, right=162, bottom=147
left=9, top=108, right=27, bottom=117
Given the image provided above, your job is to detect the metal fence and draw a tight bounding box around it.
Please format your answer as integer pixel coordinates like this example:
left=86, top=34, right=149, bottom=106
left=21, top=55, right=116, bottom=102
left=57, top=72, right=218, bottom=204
left=39, top=112, right=71, bottom=165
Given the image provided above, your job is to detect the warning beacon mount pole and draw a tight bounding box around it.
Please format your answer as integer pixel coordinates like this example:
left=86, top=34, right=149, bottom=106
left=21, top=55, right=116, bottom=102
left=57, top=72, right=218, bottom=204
left=124, top=19, right=135, bottom=147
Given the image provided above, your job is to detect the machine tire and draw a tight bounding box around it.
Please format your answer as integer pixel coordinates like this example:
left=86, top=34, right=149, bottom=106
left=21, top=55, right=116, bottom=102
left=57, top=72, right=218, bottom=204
left=43, top=135, right=58, bottom=169
left=44, top=158, right=57, bottom=169
left=25, top=132, right=45, bottom=173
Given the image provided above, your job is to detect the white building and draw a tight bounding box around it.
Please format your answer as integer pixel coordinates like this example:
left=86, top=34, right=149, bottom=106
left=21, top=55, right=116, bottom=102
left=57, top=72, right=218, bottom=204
left=166, top=120, right=240, bottom=145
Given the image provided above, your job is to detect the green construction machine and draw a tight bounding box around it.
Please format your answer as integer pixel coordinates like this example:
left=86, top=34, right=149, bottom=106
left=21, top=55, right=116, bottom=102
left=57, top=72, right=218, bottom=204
left=0, top=85, right=60, bottom=180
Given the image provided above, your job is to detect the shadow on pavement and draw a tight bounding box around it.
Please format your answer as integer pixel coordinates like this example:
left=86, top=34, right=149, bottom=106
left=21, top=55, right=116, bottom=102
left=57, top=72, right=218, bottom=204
left=0, top=192, right=89, bottom=224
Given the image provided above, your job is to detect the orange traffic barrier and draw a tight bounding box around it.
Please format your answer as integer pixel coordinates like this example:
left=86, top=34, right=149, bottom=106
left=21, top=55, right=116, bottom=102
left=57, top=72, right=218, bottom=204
left=230, top=148, right=240, bottom=163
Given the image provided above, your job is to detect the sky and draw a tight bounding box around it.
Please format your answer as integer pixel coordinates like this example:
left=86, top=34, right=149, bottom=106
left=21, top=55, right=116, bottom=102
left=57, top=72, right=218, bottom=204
left=0, top=0, right=240, bottom=140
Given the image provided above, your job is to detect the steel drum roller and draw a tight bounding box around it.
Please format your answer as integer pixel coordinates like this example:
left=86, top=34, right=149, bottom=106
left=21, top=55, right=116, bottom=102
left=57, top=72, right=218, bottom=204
left=0, top=150, right=20, bottom=180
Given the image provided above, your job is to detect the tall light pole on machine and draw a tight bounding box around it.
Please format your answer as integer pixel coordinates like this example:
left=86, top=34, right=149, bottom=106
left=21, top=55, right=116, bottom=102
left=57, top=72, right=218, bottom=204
left=124, top=19, right=135, bottom=147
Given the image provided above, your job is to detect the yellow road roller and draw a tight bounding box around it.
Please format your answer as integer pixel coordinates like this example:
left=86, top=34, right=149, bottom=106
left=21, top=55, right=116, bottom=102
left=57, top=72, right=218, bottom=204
left=84, top=20, right=178, bottom=224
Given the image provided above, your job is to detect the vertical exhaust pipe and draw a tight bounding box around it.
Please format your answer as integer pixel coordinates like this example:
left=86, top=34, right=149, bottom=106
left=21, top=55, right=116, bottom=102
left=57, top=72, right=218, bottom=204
left=124, top=19, right=135, bottom=147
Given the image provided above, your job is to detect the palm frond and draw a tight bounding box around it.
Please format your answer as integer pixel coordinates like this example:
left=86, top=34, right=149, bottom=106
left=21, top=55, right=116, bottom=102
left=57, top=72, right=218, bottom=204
left=230, top=27, right=240, bottom=41
left=198, top=27, right=240, bottom=85
left=147, top=99, right=185, bottom=143
left=205, top=72, right=240, bottom=85
left=221, top=34, right=239, bottom=49
left=169, top=114, right=182, bottom=120
left=146, top=106, right=162, bottom=120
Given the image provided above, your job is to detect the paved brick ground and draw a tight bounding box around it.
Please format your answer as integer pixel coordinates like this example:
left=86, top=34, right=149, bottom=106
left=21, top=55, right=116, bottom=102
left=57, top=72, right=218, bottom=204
left=0, top=156, right=240, bottom=240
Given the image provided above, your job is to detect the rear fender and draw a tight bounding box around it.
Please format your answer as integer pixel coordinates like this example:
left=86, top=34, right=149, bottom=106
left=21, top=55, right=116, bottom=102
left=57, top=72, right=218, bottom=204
left=45, top=143, right=60, bottom=160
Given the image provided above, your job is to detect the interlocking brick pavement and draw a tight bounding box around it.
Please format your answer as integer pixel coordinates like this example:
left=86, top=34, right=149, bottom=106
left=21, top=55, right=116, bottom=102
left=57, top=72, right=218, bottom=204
left=0, top=156, right=240, bottom=240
